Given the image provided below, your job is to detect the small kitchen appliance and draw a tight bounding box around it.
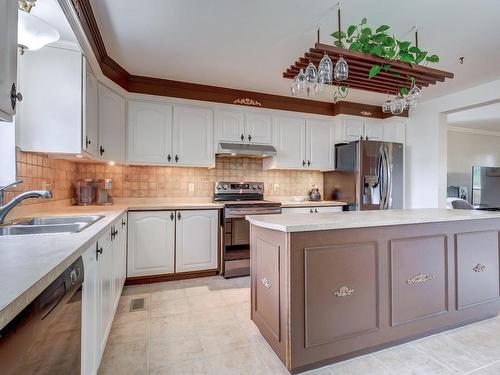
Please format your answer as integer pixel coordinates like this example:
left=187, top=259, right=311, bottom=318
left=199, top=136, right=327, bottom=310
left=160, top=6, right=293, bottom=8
left=213, top=181, right=281, bottom=278
left=75, top=179, right=95, bottom=205
left=95, top=179, right=113, bottom=205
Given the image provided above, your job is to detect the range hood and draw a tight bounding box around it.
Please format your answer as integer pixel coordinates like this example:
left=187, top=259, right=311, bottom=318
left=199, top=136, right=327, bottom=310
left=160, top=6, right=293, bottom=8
left=217, top=142, right=277, bottom=158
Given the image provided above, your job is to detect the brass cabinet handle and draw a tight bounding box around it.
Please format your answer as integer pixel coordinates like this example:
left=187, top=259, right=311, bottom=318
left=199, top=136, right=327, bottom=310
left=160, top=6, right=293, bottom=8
left=473, top=264, right=486, bottom=273
left=334, top=286, right=355, bottom=297
left=407, top=273, right=435, bottom=285
left=261, top=277, right=272, bottom=289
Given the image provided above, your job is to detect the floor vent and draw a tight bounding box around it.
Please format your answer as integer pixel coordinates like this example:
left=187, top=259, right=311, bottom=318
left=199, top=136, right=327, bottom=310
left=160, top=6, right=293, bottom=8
left=130, top=298, right=145, bottom=312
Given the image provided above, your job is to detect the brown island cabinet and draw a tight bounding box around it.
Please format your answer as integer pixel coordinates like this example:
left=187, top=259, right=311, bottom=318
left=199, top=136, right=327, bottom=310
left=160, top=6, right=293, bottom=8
left=247, top=209, right=500, bottom=373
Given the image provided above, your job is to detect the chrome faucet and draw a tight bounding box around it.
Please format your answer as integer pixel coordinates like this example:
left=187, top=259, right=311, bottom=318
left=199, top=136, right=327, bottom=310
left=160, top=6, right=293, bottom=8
left=0, top=182, right=53, bottom=224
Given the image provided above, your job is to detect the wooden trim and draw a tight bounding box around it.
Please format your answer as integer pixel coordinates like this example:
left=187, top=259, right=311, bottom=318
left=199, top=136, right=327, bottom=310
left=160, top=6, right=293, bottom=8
left=125, top=269, right=219, bottom=285
left=74, top=0, right=406, bottom=119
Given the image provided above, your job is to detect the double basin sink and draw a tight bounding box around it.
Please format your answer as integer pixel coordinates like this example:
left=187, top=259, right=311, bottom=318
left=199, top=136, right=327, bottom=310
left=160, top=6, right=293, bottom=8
left=0, top=215, right=104, bottom=236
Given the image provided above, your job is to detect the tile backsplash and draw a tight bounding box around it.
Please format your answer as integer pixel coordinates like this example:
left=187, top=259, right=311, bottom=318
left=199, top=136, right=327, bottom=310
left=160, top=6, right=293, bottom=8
left=76, top=156, right=323, bottom=199
left=9, top=152, right=323, bottom=205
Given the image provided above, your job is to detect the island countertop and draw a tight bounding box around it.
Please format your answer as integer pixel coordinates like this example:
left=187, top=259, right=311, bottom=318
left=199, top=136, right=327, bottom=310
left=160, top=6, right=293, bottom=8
left=247, top=208, right=500, bottom=232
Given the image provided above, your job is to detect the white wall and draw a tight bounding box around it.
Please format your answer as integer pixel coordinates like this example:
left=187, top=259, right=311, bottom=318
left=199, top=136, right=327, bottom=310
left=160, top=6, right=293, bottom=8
left=406, top=78, right=500, bottom=208
left=0, top=121, right=16, bottom=186
left=447, top=130, right=500, bottom=199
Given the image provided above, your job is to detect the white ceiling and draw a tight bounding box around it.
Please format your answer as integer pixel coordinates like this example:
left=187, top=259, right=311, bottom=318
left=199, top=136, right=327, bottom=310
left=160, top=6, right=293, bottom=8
left=447, top=102, right=500, bottom=132
left=29, top=0, right=77, bottom=45
left=90, top=0, right=500, bottom=105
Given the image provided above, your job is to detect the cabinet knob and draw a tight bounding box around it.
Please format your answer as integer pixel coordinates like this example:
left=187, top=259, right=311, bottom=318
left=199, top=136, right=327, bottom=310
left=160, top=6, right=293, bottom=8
left=314, top=208, right=318, bottom=213
left=302, top=160, right=306, bottom=167
left=307, top=160, right=311, bottom=167
left=96, top=244, right=103, bottom=260
left=122, top=219, right=126, bottom=227
left=473, top=264, right=486, bottom=273
left=240, top=134, right=245, bottom=141
left=366, top=136, right=369, bottom=140
left=175, top=154, right=179, bottom=163
left=177, top=212, right=181, bottom=220
left=167, top=154, right=171, bottom=162
left=10, top=83, right=22, bottom=111
left=100, top=145, right=105, bottom=156
left=248, top=134, right=252, bottom=142
left=309, top=209, right=313, bottom=213
left=170, top=212, right=174, bottom=221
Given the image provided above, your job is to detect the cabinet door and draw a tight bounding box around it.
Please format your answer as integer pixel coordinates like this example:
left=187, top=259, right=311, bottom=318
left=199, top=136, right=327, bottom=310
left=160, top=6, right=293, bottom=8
left=96, top=231, right=113, bottom=359
left=316, top=206, right=343, bottom=213
left=282, top=207, right=314, bottom=214
left=172, top=106, right=214, bottom=166
left=364, top=120, right=384, bottom=141
left=383, top=120, right=406, bottom=143
left=82, top=243, right=98, bottom=375
left=112, top=218, right=127, bottom=309
left=342, top=119, right=364, bottom=142
left=127, top=101, right=173, bottom=164
left=175, top=210, right=218, bottom=273
left=306, top=119, right=334, bottom=170
left=127, top=211, right=175, bottom=277
left=17, top=46, right=82, bottom=153
left=245, top=113, right=273, bottom=144
left=274, top=116, right=306, bottom=168
left=0, top=0, right=17, bottom=121
left=98, top=83, right=125, bottom=162
left=83, top=59, right=99, bottom=156
left=215, top=109, right=245, bottom=143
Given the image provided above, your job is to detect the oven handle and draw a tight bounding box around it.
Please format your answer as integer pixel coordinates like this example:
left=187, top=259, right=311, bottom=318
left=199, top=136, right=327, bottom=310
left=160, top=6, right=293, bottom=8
left=224, top=208, right=282, bottom=218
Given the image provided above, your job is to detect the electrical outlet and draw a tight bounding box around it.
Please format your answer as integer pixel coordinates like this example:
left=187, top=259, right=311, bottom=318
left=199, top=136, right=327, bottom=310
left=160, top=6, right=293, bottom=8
left=273, top=183, right=279, bottom=193
left=188, top=183, right=195, bottom=192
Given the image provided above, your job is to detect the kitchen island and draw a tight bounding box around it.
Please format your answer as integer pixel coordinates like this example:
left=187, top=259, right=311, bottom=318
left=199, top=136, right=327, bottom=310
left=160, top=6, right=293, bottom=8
left=247, top=209, right=500, bottom=373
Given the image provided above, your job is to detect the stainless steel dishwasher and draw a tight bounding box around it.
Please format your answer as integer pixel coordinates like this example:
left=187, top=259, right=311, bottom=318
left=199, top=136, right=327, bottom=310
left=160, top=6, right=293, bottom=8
left=0, top=257, right=84, bottom=375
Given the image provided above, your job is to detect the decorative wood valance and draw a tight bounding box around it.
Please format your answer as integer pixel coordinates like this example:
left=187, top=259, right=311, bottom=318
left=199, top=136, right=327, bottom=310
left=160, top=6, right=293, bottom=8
left=284, top=43, right=454, bottom=95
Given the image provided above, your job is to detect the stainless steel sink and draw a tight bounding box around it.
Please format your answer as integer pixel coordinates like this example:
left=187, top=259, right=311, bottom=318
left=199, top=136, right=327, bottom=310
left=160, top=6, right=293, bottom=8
left=0, top=215, right=104, bottom=236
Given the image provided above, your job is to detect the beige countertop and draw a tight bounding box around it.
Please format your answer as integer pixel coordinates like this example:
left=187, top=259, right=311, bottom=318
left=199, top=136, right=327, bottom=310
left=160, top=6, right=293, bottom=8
left=279, top=200, right=346, bottom=208
left=247, top=208, right=500, bottom=233
left=0, top=200, right=223, bottom=330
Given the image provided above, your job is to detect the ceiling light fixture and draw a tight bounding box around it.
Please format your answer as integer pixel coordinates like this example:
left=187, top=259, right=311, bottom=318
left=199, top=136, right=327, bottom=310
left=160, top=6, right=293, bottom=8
left=17, top=0, right=60, bottom=54
left=290, top=2, right=349, bottom=100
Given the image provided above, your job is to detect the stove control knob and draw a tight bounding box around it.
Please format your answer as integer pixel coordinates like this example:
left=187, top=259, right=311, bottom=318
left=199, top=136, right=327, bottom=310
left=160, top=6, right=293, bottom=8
left=216, top=185, right=222, bottom=190
left=222, top=185, right=228, bottom=190
left=258, top=184, right=263, bottom=189
left=252, top=185, right=257, bottom=189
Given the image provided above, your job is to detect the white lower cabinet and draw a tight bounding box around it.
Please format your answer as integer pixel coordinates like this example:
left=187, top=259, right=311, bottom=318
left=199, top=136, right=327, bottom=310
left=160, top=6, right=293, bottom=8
left=127, top=211, right=175, bottom=277
left=175, top=210, right=218, bottom=273
left=127, top=209, right=219, bottom=277
left=282, top=206, right=343, bottom=214
left=82, top=215, right=127, bottom=375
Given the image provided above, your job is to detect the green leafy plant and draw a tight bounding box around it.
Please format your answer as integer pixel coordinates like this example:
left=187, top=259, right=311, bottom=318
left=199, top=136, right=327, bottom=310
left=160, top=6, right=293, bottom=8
left=330, top=18, right=440, bottom=94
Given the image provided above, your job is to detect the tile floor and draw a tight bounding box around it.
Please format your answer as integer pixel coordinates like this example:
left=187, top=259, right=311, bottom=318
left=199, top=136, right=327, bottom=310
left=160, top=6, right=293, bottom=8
left=98, top=276, right=500, bottom=375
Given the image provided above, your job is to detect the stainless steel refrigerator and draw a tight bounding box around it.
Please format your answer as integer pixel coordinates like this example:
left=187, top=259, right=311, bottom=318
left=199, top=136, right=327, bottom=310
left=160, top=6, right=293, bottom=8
left=472, top=166, right=500, bottom=210
left=323, top=140, right=404, bottom=210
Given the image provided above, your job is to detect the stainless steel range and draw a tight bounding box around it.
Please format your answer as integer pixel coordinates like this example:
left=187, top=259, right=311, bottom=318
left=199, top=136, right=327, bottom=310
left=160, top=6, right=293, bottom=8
left=214, top=181, right=281, bottom=278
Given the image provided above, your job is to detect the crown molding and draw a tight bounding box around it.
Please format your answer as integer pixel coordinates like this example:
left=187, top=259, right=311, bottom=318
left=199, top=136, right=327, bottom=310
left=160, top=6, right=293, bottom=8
left=447, top=126, right=500, bottom=137
left=69, top=0, right=407, bottom=119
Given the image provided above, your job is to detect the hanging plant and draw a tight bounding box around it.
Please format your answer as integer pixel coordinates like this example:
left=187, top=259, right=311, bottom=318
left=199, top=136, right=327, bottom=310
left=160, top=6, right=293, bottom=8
left=331, top=18, right=439, bottom=94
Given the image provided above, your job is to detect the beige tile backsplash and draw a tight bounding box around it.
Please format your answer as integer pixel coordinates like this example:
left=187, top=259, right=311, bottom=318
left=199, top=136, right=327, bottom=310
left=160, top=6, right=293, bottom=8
left=9, top=152, right=322, bottom=205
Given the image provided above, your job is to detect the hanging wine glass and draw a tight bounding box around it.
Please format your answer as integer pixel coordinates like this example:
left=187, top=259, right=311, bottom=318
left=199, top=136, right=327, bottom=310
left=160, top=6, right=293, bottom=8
left=318, top=52, right=333, bottom=85
left=334, top=56, right=349, bottom=81
left=305, top=62, right=318, bottom=96
left=296, top=68, right=307, bottom=93
left=382, top=99, right=392, bottom=113
left=390, top=94, right=406, bottom=115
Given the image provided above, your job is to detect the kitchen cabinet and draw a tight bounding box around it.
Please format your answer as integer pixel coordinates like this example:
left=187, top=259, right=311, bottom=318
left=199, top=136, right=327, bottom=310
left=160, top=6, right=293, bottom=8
left=16, top=46, right=83, bottom=153
left=282, top=206, right=343, bottom=214
left=98, top=83, right=126, bottom=162
left=172, top=105, right=214, bottom=166
left=335, top=117, right=384, bottom=143
left=175, top=210, right=218, bottom=273
left=245, top=113, right=273, bottom=144
left=383, top=119, right=406, bottom=143
left=0, top=0, right=18, bottom=122
left=127, top=209, right=219, bottom=277
left=127, top=101, right=173, bottom=164
left=215, top=109, right=246, bottom=143
left=82, top=218, right=127, bottom=375
left=83, top=59, right=99, bottom=156
left=127, top=211, right=176, bottom=277
left=264, top=116, right=334, bottom=170
left=214, top=109, right=273, bottom=145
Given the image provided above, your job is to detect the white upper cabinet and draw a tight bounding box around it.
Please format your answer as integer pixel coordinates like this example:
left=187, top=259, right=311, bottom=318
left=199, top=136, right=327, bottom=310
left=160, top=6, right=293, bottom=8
left=127, top=211, right=175, bottom=277
left=382, top=119, right=406, bottom=144
left=306, top=119, right=335, bottom=170
left=83, top=59, right=99, bottom=156
left=265, top=116, right=306, bottom=169
left=0, top=0, right=18, bottom=122
left=335, top=116, right=384, bottom=143
left=98, top=83, right=126, bottom=162
left=175, top=210, right=218, bottom=273
left=127, top=101, right=173, bottom=164
left=173, top=105, right=214, bottom=167
left=245, top=113, right=273, bottom=144
left=341, top=118, right=364, bottom=142
left=215, top=109, right=245, bottom=143
left=16, top=46, right=82, bottom=153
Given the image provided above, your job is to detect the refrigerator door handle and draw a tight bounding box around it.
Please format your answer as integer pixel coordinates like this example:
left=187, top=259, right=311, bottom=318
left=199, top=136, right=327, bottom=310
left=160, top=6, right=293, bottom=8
left=383, top=144, right=392, bottom=209
left=378, top=150, right=386, bottom=209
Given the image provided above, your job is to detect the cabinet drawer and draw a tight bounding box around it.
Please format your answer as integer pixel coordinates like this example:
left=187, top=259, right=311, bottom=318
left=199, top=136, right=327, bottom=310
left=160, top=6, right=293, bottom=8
left=390, top=235, right=448, bottom=326
left=304, top=242, right=378, bottom=347
left=456, top=231, right=500, bottom=309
